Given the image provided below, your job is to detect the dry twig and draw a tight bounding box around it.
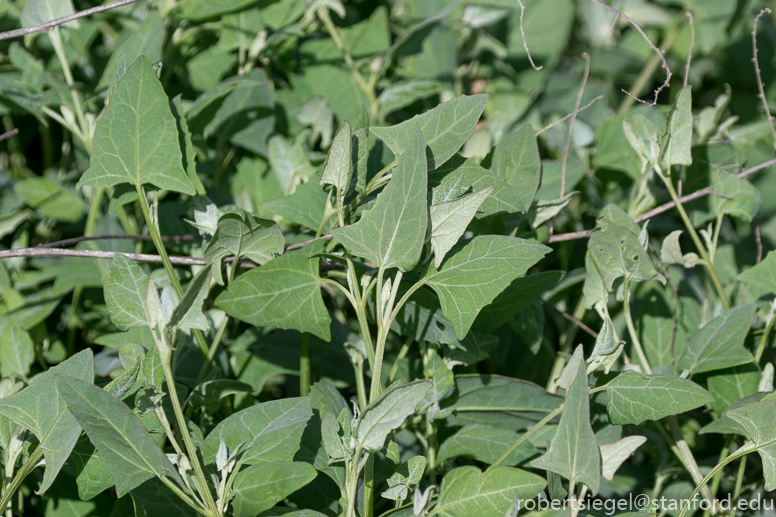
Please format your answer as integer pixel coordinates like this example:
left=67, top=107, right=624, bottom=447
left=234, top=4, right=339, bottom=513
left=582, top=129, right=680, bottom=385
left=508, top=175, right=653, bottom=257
left=517, top=0, right=542, bottom=71
left=590, top=0, right=672, bottom=106
left=753, top=8, right=776, bottom=150
left=0, top=0, right=139, bottom=41
left=0, top=129, right=19, bottom=143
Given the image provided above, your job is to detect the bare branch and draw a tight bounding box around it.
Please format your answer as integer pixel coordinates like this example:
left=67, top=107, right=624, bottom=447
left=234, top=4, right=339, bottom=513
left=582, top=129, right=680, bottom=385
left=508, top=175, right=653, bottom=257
left=541, top=299, right=598, bottom=338
left=547, top=157, right=776, bottom=243
left=0, top=128, right=19, bottom=143
left=517, top=0, right=542, bottom=71
left=684, top=12, right=694, bottom=88
left=39, top=234, right=196, bottom=248
left=753, top=8, right=776, bottom=150
left=535, top=95, right=603, bottom=137
left=0, top=0, right=139, bottom=41
left=756, top=225, right=763, bottom=264
left=590, top=0, right=672, bottom=106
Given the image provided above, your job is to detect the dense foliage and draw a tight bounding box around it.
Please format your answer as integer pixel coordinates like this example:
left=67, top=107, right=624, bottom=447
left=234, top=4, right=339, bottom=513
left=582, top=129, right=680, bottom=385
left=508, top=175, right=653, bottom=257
left=0, top=0, right=775, bottom=516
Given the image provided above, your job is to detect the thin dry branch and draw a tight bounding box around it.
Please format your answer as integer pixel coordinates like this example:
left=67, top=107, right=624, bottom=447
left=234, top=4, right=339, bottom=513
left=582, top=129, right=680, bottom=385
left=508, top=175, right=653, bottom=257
left=590, top=0, right=672, bottom=106
left=753, top=8, right=776, bottom=150
left=0, top=0, right=139, bottom=41
left=535, top=95, right=603, bottom=137
left=39, top=234, right=197, bottom=248
left=684, top=13, right=694, bottom=88
left=541, top=299, right=598, bottom=338
left=517, top=0, right=542, bottom=71
left=547, top=157, right=776, bottom=243
left=0, top=129, right=19, bottom=143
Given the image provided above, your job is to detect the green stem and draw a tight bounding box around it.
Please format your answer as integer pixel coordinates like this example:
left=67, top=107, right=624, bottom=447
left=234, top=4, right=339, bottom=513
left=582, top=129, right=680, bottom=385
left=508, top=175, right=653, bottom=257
left=354, top=355, right=368, bottom=409
left=162, top=359, right=219, bottom=515
left=135, top=185, right=210, bottom=357
left=755, top=310, right=776, bottom=363
left=677, top=445, right=754, bottom=517
left=346, top=451, right=362, bottom=517
left=657, top=169, right=729, bottom=310
left=300, top=333, right=311, bottom=397
left=387, top=336, right=414, bottom=384
left=729, top=456, right=746, bottom=517
left=703, top=437, right=731, bottom=517
left=491, top=404, right=564, bottom=467
left=666, top=416, right=715, bottom=508
left=623, top=284, right=652, bottom=374
left=0, top=447, right=43, bottom=515
left=49, top=27, right=90, bottom=152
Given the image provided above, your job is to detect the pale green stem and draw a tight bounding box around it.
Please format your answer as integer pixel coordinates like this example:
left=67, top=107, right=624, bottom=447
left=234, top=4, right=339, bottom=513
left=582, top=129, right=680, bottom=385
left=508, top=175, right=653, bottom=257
left=656, top=167, right=729, bottom=310
left=729, top=456, right=747, bottom=517
left=491, top=404, right=564, bottom=467
left=300, top=333, right=311, bottom=397
left=162, top=358, right=219, bottom=515
left=677, top=445, right=754, bottom=517
left=667, top=416, right=715, bottom=509
left=387, top=336, right=414, bottom=384
left=570, top=485, right=589, bottom=517
left=623, top=283, right=652, bottom=374
left=49, top=27, right=90, bottom=152
left=354, top=355, right=368, bottom=409
left=135, top=185, right=210, bottom=357
left=0, top=447, right=43, bottom=515
left=703, top=437, right=731, bottom=517
left=755, top=310, right=776, bottom=363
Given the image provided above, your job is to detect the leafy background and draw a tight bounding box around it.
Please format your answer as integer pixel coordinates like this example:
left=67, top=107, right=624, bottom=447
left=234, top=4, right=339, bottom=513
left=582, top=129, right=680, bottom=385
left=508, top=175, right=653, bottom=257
left=0, top=0, right=775, bottom=516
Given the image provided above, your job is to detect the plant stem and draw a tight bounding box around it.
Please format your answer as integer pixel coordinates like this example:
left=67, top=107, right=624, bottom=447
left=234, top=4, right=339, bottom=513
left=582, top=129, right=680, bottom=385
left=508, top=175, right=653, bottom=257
left=135, top=185, right=210, bottom=357
left=491, top=404, right=564, bottom=467
left=666, top=416, right=715, bottom=509
left=677, top=445, right=754, bottom=517
left=49, top=27, right=90, bottom=152
left=623, top=283, right=652, bottom=374
left=162, top=359, right=219, bottom=515
left=657, top=169, right=729, bottom=310
left=729, top=456, right=747, bottom=517
left=755, top=309, right=776, bottom=363
left=703, top=438, right=731, bottom=517
left=300, top=333, right=311, bottom=396
left=387, top=336, right=413, bottom=384
left=0, top=446, right=43, bottom=515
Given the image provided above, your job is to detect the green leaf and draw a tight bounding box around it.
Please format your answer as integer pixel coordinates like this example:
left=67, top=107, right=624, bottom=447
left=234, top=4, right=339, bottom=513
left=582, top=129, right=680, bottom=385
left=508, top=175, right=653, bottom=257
left=422, top=235, right=550, bottom=338
left=739, top=251, right=776, bottom=295
left=0, top=350, right=93, bottom=493
left=332, top=124, right=428, bottom=272
left=268, top=135, right=317, bottom=194
left=205, top=210, right=285, bottom=284
left=710, top=169, right=762, bottom=222
left=264, top=177, right=331, bottom=230
left=168, top=265, right=211, bottom=332
left=231, top=461, right=317, bottom=517
left=489, top=124, right=541, bottom=212
left=442, top=375, right=563, bottom=429
left=587, top=210, right=662, bottom=291
left=56, top=374, right=181, bottom=497
left=79, top=57, right=194, bottom=195
left=660, top=86, right=693, bottom=168
left=433, top=465, right=546, bottom=517
left=605, top=371, right=714, bottom=425
left=437, top=425, right=539, bottom=466
left=637, top=290, right=676, bottom=367
left=216, top=243, right=331, bottom=340
left=356, top=381, right=431, bottom=452
left=170, top=94, right=206, bottom=196
left=707, top=365, right=760, bottom=413
left=431, top=155, right=523, bottom=216
left=477, top=271, right=563, bottom=330
left=68, top=437, right=114, bottom=501
left=727, top=395, right=776, bottom=490
left=371, top=94, right=488, bottom=170
left=622, top=114, right=659, bottom=172
left=20, top=0, right=76, bottom=30
left=297, top=97, right=333, bottom=148
left=674, top=304, right=756, bottom=376
left=525, top=192, right=577, bottom=229
left=13, top=178, right=85, bottom=222
left=319, top=121, right=352, bottom=201
left=419, top=349, right=456, bottom=412
left=97, top=13, right=164, bottom=88
left=430, top=187, right=492, bottom=268
left=201, top=398, right=312, bottom=465
left=378, top=80, right=447, bottom=119
left=600, top=436, right=647, bottom=481
left=532, top=347, right=601, bottom=495
left=0, top=317, right=35, bottom=378
left=103, top=254, right=150, bottom=331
